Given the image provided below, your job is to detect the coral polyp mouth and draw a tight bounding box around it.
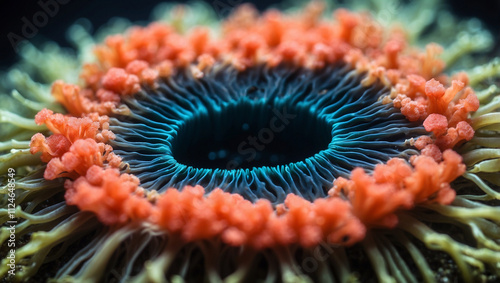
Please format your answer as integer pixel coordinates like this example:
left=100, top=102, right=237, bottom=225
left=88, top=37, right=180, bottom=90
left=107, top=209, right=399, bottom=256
left=172, top=99, right=331, bottom=170
left=110, top=64, right=424, bottom=203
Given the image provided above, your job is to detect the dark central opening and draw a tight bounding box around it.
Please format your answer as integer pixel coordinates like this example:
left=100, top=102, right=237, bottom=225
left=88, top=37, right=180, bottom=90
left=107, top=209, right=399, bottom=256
left=171, top=100, right=332, bottom=170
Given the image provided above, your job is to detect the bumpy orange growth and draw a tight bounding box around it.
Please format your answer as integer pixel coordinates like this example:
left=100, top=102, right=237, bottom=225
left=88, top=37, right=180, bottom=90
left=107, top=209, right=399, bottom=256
left=34, top=109, right=99, bottom=143
left=51, top=81, right=121, bottom=116
left=394, top=75, right=479, bottom=151
left=333, top=163, right=413, bottom=228
left=423, top=113, right=449, bottom=136
left=43, top=139, right=120, bottom=180
left=332, top=150, right=464, bottom=228
left=31, top=109, right=115, bottom=148
left=30, top=133, right=71, bottom=163
left=101, top=68, right=141, bottom=95
left=64, top=179, right=366, bottom=248
left=405, top=150, right=463, bottom=204
left=154, top=186, right=364, bottom=248
left=30, top=109, right=120, bottom=179
left=62, top=148, right=463, bottom=248
left=65, top=166, right=152, bottom=224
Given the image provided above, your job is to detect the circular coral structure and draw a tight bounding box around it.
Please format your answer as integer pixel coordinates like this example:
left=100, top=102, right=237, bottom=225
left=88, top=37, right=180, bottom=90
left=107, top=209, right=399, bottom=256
left=1, top=1, right=500, bottom=282
left=111, top=64, right=423, bottom=203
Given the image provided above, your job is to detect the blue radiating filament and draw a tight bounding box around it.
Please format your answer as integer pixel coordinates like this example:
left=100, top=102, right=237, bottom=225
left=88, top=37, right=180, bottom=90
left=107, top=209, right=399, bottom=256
left=110, top=64, right=426, bottom=203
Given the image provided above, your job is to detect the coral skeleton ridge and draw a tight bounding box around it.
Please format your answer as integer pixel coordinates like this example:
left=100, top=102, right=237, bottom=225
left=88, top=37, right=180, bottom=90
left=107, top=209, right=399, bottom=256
left=1, top=0, right=500, bottom=282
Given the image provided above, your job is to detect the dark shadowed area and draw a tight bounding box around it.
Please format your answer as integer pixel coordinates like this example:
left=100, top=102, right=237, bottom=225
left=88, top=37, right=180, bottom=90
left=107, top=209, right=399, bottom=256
left=0, top=0, right=282, bottom=69
left=0, top=0, right=499, bottom=70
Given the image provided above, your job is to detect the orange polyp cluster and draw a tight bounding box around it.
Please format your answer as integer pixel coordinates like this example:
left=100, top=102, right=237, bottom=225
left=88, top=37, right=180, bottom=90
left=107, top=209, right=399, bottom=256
left=420, top=44, right=446, bottom=79
left=30, top=134, right=71, bottom=163
left=29, top=4, right=479, bottom=249
left=43, top=138, right=118, bottom=180
left=423, top=113, right=449, bottom=136
left=125, top=60, right=160, bottom=85
left=65, top=177, right=366, bottom=248
left=66, top=3, right=465, bottom=118
left=392, top=68, right=479, bottom=154
left=101, top=68, right=141, bottom=95
left=30, top=109, right=120, bottom=179
left=151, top=186, right=364, bottom=248
left=61, top=150, right=462, bottom=248
left=332, top=150, right=464, bottom=228
left=65, top=165, right=152, bottom=225
left=51, top=80, right=120, bottom=116
left=406, top=150, right=463, bottom=204
left=427, top=79, right=464, bottom=114
left=33, top=109, right=115, bottom=144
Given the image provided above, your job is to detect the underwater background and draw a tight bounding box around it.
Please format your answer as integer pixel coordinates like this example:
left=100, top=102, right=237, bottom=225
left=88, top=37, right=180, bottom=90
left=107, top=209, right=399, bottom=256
left=1, top=0, right=500, bottom=282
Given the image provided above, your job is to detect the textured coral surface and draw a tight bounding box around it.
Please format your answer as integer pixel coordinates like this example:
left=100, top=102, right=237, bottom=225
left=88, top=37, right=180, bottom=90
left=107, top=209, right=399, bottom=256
left=1, top=1, right=499, bottom=282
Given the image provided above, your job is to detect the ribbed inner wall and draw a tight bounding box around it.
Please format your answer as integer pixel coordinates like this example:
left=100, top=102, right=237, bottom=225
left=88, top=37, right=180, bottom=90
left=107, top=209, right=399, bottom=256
left=109, top=64, right=425, bottom=203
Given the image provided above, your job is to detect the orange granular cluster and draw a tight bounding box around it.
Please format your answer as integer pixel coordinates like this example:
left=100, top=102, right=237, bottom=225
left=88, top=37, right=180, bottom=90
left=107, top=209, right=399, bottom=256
left=65, top=168, right=366, bottom=248
left=30, top=109, right=121, bottom=180
left=332, top=150, right=464, bottom=228
left=51, top=80, right=119, bottom=116
left=392, top=74, right=479, bottom=157
left=65, top=165, right=152, bottom=224
left=154, top=186, right=365, bottom=248
left=29, top=4, right=478, bottom=248
left=62, top=151, right=462, bottom=248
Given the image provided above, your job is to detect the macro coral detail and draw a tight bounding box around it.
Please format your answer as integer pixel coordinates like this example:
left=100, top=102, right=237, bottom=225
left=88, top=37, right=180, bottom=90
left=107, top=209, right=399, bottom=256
left=110, top=64, right=423, bottom=203
left=1, top=1, right=500, bottom=282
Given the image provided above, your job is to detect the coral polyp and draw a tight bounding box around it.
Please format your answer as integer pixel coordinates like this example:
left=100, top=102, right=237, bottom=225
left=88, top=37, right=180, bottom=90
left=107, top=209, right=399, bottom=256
left=111, top=64, right=424, bottom=203
left=1, top=1, right=499, bottom=282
